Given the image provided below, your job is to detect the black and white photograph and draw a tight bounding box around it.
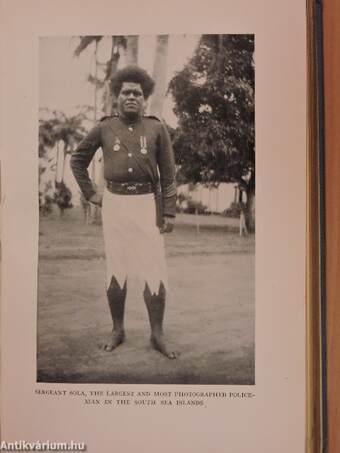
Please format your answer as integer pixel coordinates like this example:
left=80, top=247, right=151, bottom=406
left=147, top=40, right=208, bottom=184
left=37, top=34, right=255, bottom=384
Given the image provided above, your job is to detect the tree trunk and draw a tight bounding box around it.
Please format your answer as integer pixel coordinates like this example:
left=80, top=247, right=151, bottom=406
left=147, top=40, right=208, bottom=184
left=150, top=35, right=169, bottom=117
left=94, top=37, right=121, bottom=223
left=125, top=36, right=139, bottom=65
left=103, top=36, right=121, bottom=115
left=91, top=40, right=98, bottom=182
left=215, top=186, right=219, bottom=213
left=61, top=143, right=68, bottom=183
left=245, top=188, right=255, bottom=232
left=55, top=141, right=64, bottom=185
left=245, top=171, right=255, bottom=232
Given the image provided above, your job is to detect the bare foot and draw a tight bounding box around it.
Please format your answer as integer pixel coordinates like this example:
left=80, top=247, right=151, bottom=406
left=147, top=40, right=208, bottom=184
left=101, top=329, right=125, bottom=352
left=151, top=332, right=179, bottom=359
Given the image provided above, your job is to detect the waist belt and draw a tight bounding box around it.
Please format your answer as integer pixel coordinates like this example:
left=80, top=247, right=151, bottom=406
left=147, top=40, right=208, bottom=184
left=106, top=180, right=154, bottom=195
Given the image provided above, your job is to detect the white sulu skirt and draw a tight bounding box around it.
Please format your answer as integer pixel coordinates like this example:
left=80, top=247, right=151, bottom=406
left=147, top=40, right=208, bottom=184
left=101, top=188, right=168, bottom=294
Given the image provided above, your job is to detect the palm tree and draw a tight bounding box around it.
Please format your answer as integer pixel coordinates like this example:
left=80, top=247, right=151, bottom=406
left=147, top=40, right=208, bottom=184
left=74, top=35, right=139, bottom=115
left=125, top=35, right=139, bottom=64
left=74, top=35, right=139, bottom=222
left=39, top=110, right=88, bottom=215
left=74, top=36, right=103, bottom=58
left=150, top=35, right=169, bottom=117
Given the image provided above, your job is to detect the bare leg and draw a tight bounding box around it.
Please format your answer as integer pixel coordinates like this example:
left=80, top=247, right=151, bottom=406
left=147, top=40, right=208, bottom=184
left=143, top=282, right=178, bottom=359
left=101, top=275, right=127, bottom=352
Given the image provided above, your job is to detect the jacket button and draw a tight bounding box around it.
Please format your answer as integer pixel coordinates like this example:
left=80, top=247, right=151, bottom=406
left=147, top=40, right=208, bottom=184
left=128, top=168, right=133, bottom=173
left=128, top=153, right=132, bottom=157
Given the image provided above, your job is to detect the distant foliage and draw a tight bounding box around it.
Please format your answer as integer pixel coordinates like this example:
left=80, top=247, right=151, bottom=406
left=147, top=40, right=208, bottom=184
left=39, top=191, right=54, bottom=216
left=39, top=109, right=89, bottom=215
left=39, top=109, right=89, bottom=158
left=169, top=34, right=255, bottom=231
left=54, top=181, right=73, bottom=213
left=169, top=34, right=254, bottom=186
left=223, top=202, right=242, bottom=218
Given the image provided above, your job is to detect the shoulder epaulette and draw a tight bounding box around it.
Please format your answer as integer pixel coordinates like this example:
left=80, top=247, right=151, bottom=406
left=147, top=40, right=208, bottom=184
left=143, top=114, right=162, bottom=122
left=99, top=114, right=118, bottom=122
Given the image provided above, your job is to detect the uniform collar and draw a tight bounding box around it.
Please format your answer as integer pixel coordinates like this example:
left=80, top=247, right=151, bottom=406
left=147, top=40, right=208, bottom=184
left=118, top=113, right=142, bottom=127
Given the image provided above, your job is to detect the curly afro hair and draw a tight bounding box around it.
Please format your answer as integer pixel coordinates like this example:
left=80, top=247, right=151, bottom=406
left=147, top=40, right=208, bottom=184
left=111, top=66, right=155, bottom=99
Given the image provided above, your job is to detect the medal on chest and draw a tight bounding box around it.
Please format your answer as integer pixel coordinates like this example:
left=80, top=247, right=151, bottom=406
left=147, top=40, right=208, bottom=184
left=113, top=137, right=121, bottom=152
left=140, top=136, right=148, bottom=155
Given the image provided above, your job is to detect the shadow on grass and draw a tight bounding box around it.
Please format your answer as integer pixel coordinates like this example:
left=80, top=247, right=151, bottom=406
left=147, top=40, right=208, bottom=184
left=37, top=345, right=255, bottom=385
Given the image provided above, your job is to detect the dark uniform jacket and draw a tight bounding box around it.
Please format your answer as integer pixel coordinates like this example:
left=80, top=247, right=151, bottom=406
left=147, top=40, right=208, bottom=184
left=70, top=114, right=177, bottom=219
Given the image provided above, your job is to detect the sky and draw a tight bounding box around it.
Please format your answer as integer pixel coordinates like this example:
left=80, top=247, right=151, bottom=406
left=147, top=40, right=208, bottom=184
left=39, top=35, right=200, bottom=128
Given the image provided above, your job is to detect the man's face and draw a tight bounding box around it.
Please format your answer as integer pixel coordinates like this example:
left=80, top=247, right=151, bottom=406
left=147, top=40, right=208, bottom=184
left=117, top=82, right=145, bottom=118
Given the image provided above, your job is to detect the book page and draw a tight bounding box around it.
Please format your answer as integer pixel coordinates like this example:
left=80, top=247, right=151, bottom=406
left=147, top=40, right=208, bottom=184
left=1, top=1, right=306, bottom=452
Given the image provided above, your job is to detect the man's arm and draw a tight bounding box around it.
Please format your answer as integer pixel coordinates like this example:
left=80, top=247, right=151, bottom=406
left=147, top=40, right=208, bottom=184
left=70, top=124, right=102, bottom=201
left=157, top=122, right=177, bottom=229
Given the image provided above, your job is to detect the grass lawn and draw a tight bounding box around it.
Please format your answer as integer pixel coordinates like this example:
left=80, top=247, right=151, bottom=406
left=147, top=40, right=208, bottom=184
left=37, top=207, right=255, bottom=384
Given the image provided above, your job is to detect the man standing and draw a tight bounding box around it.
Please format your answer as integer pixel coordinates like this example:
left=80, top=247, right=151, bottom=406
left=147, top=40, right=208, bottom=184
left=70, top=66, right=177, bottom=359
